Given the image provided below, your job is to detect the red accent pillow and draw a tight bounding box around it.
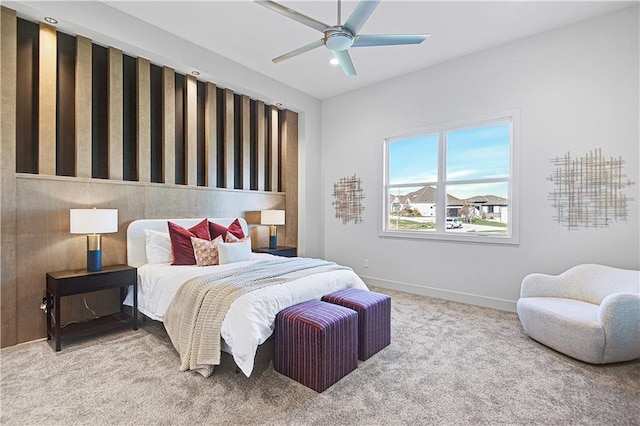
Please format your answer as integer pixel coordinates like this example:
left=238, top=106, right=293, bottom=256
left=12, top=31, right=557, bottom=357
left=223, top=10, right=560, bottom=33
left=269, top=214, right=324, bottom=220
left=209, top=218, right=245, bottom=241
left=167, top=219, right=211, bottom=265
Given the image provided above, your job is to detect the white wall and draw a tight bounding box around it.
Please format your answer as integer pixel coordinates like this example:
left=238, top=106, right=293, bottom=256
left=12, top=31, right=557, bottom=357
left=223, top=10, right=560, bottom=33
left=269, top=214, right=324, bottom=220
left=320, top=7, right=640, bottom=311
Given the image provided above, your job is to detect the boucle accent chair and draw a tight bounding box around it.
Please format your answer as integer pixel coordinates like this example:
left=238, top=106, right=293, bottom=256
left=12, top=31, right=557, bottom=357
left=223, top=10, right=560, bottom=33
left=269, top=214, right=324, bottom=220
left=274, top=300, right=358, bottom=392
left=517, top=264, right=640, bottom=364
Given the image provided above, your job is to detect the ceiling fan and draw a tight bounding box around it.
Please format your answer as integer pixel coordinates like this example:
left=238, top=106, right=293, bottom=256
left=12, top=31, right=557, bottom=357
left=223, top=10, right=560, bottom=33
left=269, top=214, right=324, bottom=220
left=256, top=0, right=428, bottom=76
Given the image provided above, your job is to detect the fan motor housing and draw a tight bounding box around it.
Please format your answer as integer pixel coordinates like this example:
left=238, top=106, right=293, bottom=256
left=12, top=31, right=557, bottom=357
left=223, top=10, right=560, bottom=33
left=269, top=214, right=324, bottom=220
left=324, top=28, right=354, bottom=51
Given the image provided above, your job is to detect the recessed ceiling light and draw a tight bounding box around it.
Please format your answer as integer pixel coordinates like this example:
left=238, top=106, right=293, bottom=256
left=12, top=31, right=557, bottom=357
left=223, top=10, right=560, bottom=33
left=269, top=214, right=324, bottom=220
left=44, top=17, right=58, bottom=25
left=275, top=103, right=283, bottom=107
left=191, top=71, right=200, bottom=76
left=329, top=58, right=339, bottom=66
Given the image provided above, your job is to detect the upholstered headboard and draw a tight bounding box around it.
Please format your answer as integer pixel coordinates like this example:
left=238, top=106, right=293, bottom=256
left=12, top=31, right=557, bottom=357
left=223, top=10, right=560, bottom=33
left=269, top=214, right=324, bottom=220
left=126, top=218, right=249, bottom=268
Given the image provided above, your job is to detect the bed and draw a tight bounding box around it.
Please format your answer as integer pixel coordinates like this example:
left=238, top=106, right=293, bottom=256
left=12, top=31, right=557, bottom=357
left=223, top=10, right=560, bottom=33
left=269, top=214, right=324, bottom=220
left=124, top=217, right=368, bottom=377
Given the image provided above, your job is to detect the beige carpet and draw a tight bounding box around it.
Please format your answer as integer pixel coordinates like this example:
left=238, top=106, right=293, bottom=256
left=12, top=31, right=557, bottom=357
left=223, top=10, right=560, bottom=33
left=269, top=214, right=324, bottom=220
left=1, top=288, right=639, bottom=425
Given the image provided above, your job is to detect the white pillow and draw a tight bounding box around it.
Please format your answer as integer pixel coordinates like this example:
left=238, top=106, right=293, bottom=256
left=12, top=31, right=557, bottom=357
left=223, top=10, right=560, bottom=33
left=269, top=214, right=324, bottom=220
left=145, top=229, right=172, bottom=264
left=217, top=238, right=252, bottom=265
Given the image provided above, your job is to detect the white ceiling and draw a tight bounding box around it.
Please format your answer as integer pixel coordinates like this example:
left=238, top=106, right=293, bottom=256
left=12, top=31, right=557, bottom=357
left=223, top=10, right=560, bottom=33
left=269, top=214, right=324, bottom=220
left=7, top=1, right=636, bottom=100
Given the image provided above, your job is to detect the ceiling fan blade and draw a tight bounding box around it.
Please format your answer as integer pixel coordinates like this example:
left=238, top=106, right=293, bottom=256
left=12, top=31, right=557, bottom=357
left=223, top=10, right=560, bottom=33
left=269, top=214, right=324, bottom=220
left=344, top=0, right=381, bottom=35
left=272, top=39, right=324, bottom=64
left=332, top=49, right=357, bottom=76
left=256, top=1, right=330, bottom=33
left=352, top=34, right=427, bottom=47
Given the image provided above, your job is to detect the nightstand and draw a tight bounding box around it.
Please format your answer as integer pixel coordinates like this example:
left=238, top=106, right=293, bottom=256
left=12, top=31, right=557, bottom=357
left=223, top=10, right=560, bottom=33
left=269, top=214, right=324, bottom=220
left=46, top=264, right=137, bottom=351
left=253, top=246, right=297, bottom=258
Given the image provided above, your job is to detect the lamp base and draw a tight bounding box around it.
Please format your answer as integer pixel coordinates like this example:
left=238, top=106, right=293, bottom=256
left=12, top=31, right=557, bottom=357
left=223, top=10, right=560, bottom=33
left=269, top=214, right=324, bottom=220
left=87, top=249, right=102, bottom=272
left=269, top=225, right=278, bottom=249
left=86, top=234, right=102, bottom=272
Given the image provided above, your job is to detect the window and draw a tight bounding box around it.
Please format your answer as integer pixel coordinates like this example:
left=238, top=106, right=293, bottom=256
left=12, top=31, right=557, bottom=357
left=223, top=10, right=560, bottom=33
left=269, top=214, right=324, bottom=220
left=382, top=112, right=519, bottom=244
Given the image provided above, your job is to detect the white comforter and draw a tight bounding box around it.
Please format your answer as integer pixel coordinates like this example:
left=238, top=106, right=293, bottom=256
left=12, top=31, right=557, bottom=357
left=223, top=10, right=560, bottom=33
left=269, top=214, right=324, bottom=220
left=124, top=253, right=368, bottom=376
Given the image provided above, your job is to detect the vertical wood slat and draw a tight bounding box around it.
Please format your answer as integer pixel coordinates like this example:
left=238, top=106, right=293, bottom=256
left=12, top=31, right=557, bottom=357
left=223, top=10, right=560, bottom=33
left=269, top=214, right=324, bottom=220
left=38, top=22, right=56, bottom=176
left=269, top=105, right=279, bottom=192
left=255, top=101, right=266, bottom=191
left=108, top=47, right=123, bottom=180
left=162, top=66, right=175, bottom=184
left=137, top=58, right=151, bottom=183
left=1, top=6, right=18, bottom=347
left=205, top=82, right=217, bottom=187
left=280, top=110, right=298, bottom=193
left=223, top=88, right=234, bottom=189
left=282, top=109, right=299, bottom=247
left=185, top=75, right=198, bottom=186
left=75, top=36, right=92, bottom=178
left=240, top=95, right=251, bottom=190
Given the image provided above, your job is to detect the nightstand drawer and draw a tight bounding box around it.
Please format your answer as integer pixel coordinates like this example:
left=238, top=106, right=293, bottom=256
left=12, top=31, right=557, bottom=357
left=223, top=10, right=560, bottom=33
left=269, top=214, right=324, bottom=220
left=48, top=268, right=136, bottom=296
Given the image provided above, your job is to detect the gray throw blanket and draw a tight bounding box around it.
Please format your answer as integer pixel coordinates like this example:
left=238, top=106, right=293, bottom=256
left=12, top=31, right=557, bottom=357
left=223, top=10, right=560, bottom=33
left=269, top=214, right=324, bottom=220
left=163, top=257, right=351, bottom=377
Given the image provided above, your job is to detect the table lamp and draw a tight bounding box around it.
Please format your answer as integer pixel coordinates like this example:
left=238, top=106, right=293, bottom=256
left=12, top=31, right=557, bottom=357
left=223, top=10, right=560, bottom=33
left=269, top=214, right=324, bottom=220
left=260, top=210, right=285, bottom=249
left=70, top=208, right=118, bottom=272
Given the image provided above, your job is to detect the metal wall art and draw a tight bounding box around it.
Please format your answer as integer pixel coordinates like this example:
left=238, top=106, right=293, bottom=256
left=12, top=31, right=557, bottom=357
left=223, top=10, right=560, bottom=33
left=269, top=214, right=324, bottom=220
left=548, top=148, right=634, bottom=229
left=332, top=175, right=365, bottom=224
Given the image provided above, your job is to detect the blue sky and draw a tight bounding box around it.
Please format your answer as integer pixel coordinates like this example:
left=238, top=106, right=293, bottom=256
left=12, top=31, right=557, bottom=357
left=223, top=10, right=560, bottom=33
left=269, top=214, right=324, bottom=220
left=389, top=122, right=510, bottom=199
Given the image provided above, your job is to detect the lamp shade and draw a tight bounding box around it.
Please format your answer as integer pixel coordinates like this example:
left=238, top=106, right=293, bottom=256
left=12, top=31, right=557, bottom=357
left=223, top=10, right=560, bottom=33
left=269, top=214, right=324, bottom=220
left=260, top=210, right=285, bottom=226
left=70, top=209, right=118, bottom=234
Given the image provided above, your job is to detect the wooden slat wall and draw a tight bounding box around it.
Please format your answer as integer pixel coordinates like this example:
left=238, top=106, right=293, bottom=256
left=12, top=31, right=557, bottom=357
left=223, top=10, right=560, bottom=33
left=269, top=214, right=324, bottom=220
left=13, top=14, right=294, bottom=194
left=3, top=9, right=300, bottom=348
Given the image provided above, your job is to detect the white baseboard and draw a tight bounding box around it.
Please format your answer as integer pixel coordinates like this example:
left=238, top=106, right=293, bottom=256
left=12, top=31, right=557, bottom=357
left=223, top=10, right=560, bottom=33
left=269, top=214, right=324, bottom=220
left=361, top=275, right=517, bottom=312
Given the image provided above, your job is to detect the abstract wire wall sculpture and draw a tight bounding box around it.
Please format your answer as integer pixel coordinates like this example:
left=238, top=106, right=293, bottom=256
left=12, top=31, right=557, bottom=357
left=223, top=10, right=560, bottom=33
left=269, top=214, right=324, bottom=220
left=332, top=175, right=365, bottom=224
left=548, top=149, right=634, bottom=229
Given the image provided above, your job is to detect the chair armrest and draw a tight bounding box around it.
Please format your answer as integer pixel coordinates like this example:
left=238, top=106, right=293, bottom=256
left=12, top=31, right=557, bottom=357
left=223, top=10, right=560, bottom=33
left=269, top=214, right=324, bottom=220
left=598, top=293, right=640, bottom=325
left=598, top=293, right=640, bottom=363
left=520, top=273, right=564, bottom=298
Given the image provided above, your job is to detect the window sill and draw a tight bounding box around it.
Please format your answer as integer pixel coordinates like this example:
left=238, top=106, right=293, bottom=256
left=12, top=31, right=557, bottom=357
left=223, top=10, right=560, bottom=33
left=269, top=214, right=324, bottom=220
left=379, top=229, right=519, bottom=245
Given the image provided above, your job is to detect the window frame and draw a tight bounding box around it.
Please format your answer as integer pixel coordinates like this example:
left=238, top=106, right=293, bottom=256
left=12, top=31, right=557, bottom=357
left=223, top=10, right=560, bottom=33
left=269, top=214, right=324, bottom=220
left=381, top=110, right=520, bottom=245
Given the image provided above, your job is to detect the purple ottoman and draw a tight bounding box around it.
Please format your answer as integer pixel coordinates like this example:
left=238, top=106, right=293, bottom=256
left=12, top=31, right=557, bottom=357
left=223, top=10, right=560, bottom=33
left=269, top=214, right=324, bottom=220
left=274, top=300, right=358, bottom=393
left=322, top=289, right=391, bottom=360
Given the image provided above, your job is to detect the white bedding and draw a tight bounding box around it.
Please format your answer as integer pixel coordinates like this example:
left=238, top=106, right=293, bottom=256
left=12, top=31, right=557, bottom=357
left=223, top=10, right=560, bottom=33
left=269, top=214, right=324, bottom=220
left=124, top=253, right=368, bottom=376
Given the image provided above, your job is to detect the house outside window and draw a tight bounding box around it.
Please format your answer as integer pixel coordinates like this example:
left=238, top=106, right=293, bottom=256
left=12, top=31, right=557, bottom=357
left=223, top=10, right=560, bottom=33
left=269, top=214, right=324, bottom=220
left=382, top=111, right=519, bottom=244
